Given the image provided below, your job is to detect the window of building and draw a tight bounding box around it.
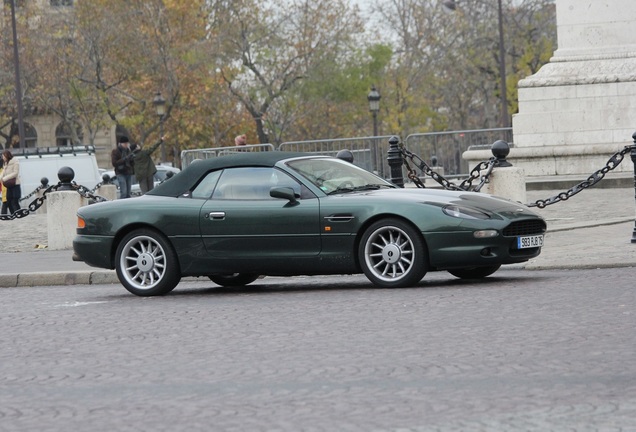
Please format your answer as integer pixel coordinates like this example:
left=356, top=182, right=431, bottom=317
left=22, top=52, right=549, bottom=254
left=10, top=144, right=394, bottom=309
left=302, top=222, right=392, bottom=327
left=8, top=122, right=37, bottom=148
left=55, top=121, right=83, bottom=147
left=24, top=123, right=37, bottom=148
left=50, top=0, right=73, bottom=6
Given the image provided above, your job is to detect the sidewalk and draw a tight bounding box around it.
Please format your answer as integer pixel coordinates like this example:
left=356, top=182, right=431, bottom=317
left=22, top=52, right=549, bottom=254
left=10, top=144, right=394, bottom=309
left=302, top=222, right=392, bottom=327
left=1, top=186, right=635, bottom=287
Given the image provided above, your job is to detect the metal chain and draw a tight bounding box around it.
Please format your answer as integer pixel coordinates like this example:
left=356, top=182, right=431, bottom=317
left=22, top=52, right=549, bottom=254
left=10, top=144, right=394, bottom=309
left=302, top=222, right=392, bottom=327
left=401, top=145, right=497, bottom=192
left=528, top=145, right=635, bottom=208
left=73, top=182, right=109, bottom=203
left=0, top=183, right=61, bottom=221
left=90, top=181, right=105, bottom=193
left=1, top=182, right=108, bottom=221
left=19, top=183, right=46, bottom=202
left=459, top=159, right=497, bottom=192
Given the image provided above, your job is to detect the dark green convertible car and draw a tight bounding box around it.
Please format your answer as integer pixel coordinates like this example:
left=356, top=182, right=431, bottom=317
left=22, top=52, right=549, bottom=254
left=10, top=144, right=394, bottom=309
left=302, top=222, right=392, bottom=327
left=73, top=152, right=546, bottom=296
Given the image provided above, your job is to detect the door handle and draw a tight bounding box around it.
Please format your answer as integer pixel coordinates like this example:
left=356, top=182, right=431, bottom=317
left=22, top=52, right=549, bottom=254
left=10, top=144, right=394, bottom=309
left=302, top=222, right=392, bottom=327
left=207, top=211, right=226, bottom=220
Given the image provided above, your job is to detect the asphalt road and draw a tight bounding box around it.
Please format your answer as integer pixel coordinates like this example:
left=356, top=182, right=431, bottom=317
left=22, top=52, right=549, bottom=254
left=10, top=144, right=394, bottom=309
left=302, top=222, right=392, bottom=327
left=1, top=269, right=635, bottom=432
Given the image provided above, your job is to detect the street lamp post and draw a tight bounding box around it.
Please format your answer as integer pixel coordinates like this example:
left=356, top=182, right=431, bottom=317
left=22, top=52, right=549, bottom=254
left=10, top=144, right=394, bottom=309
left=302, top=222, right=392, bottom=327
left=442, top=0, right=509, bottom=128
left=153, top=92, right=166, bottom=163
left=9, top=0, right=26, bottom=149
left=367, top=86, right=381, bottom=173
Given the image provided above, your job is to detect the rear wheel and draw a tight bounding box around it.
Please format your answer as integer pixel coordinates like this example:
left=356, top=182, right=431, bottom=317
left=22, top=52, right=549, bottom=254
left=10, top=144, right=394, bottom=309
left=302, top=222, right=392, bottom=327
left=209, top=273, right=259, bottom=287
left=447, top=265, right=501, bottom=279
left=359, top=218, right=428, bottom=288
left=115, top=229, right=181, bottom=296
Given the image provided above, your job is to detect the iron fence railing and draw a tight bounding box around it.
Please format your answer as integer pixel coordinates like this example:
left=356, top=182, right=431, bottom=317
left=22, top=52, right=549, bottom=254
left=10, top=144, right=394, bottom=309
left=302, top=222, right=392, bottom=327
left=179, top=129, right=512, bottom=179
left=279, top=136, right=392, bottom=178
left=404, top=128, right=513, bottom=176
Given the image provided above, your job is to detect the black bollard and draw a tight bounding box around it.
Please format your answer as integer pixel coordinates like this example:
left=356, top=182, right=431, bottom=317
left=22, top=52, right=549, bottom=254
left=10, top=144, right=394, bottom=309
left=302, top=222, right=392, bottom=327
left=336, top=149, right=354, bottom=164
left=491, top=140, right=512, bottom=167
left=57, top=166, right=75, bottom=191
left=631, top=131, right=636, bottom=243
left=387, top=136, right=404, bottom=188
left=40, top=177, right=49, bottom=188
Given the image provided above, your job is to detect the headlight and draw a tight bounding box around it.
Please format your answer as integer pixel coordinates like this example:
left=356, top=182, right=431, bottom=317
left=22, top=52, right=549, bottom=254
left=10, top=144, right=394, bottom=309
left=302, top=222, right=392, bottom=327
left=443, top=204, right=490, bottom=220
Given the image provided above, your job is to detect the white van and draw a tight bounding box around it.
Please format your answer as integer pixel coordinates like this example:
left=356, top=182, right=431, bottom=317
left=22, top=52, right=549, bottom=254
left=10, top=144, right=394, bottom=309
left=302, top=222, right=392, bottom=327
left=11, top=146, right=102, bottom=196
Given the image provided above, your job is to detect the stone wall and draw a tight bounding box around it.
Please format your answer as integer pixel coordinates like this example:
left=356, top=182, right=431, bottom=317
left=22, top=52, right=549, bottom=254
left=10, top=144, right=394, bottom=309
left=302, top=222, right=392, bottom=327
left=508, top=0, right=636, bottom=176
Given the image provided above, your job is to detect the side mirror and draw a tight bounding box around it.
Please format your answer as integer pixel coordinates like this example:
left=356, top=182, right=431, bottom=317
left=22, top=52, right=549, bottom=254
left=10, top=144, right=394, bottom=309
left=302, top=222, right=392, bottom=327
left=270, top=186, right=299, bottom=203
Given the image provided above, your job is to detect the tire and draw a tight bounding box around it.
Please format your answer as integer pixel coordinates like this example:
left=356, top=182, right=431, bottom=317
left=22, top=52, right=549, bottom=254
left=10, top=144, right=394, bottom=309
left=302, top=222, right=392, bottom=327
left=359, top=218, right=428, bottom=288
left=115, top=228, right=181, bottom=296
left=208, top=273, right=259, bottom=287
left=447, top=265, right=501, bottom=279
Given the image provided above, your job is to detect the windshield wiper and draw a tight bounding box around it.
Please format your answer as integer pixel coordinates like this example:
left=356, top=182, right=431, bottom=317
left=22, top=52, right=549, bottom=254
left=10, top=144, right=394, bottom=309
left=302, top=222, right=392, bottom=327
left=327, top=184, right=392, bottom=195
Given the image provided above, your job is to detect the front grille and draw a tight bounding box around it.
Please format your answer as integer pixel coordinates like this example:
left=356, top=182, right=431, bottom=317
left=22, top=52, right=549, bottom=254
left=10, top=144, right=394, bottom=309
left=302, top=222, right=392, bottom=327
left=502, top=219, right=546, bottom=237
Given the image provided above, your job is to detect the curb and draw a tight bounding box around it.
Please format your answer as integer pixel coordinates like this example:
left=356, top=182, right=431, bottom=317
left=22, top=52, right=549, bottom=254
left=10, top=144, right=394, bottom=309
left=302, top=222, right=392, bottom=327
left=0, top=271, right=119, bottom=288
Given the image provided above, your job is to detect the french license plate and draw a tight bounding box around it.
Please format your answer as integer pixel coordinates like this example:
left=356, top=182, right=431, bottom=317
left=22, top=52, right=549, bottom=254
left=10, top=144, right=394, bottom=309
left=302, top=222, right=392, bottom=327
left=517, top=235, right=544, bottom=249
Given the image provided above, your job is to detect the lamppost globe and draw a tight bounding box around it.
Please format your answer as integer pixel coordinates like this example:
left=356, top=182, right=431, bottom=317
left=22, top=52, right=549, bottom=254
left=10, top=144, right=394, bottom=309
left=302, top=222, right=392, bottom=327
left=153, top=92, right=166, bottom=117
left=367, top=86, right=381, bottom=137
left=441, top=0, right=457, bottom=10
left=367, top=86, right=381, bottom=114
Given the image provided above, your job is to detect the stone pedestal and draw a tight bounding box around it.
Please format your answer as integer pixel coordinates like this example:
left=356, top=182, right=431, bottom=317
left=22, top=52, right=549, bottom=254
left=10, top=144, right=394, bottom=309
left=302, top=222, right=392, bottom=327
left=97, top=184, right=117, bottom=201
left=511, top=0, right=636, bottom=176
left=479, top=166, right=527, bottom=204
left=47, top=191, right=87, bottom=250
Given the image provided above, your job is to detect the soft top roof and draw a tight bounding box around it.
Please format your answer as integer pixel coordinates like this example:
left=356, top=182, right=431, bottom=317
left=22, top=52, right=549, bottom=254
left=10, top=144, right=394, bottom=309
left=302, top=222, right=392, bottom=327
left=147, top=151, right=311, bottom=197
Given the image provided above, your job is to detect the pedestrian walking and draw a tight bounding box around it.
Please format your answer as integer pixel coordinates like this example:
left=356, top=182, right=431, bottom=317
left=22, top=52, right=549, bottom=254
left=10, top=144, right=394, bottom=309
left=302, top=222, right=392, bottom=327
left=133, top=136, right=164, bottom=194
left=1, top=149, right=21, bottom=214
left=111, top=136, right=135, bottom=199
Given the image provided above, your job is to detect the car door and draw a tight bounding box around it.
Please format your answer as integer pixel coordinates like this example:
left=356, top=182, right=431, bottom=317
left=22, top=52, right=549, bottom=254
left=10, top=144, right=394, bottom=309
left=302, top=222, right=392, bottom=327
left=198, top=167, right=321, bottom=260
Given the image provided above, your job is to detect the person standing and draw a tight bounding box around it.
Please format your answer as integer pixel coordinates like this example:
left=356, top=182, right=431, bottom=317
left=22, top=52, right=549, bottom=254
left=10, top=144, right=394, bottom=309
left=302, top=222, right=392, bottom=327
left=133, top=136, right=164, bottom=194
left=234, top=134, right=247, bottom=151
left=111, top=136, right=135, bottom=199
left=1, top=149, right=21, bottom=214
left=0, top=158, right=7, bottom=215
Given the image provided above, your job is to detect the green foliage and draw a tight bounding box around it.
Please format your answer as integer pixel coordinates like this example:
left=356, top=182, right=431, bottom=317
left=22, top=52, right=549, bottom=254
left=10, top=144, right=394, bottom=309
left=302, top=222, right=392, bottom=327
left=0, top=0, right=556, bottom=154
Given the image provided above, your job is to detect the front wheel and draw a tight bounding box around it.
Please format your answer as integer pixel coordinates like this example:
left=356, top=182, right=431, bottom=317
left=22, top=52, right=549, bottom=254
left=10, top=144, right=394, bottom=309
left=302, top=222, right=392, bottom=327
left=359, top=218, right=428, bottom=288
left=208, top=273, right=259, bottom=287
left=447, top=265, right=501, bottom=279
left=115, top=229, right=181, bottom=296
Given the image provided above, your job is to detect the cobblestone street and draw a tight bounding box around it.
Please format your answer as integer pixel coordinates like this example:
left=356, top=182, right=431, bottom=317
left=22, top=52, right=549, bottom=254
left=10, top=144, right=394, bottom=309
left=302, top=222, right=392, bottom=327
left=1, top=268, right=635, bottom=431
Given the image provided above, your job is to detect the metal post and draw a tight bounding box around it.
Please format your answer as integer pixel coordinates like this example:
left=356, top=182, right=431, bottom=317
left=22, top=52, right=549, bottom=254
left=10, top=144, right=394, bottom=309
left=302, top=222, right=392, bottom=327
left=160, top=118, right=165, bottom=163
left=631, top=131, right=636, bottom=243
left=387, top=136, right=404, bottom=188
left=372, top=111, right=378, bottom=137
left=372, top=112, right=378, bottom=174
left=10, top=0, right=26, bottom=149
left=497, top=0, right=509, bottom=129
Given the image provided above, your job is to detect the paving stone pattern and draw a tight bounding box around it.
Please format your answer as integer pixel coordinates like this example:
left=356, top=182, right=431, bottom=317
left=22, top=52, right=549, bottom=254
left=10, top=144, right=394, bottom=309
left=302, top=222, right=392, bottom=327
left=0, top=269, right=634, bottom=431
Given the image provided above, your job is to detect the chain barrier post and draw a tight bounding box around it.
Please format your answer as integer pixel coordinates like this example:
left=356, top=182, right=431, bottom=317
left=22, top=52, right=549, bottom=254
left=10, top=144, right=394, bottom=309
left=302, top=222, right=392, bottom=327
left=491, top=140, right=512, bottom=167
left=57, top=166, right=75, bottom=191
left=471, top=141, right=526, bottom=203
left=631, top=131, right=636, bottom=243
left=387, top=136, right=404, bottom=188
left=47, top=167, right=84, bottom=250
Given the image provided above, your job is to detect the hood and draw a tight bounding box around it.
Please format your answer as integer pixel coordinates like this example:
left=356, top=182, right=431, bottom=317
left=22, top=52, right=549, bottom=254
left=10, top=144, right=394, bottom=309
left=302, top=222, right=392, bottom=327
left=341, top=187, right=542, bottom=218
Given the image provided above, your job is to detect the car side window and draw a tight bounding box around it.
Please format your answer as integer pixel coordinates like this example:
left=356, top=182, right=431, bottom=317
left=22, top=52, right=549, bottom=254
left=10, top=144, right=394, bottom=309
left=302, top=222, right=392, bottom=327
left=191, top=170, right=222, bottom=200
left=212, top=167, right=306, bottom=200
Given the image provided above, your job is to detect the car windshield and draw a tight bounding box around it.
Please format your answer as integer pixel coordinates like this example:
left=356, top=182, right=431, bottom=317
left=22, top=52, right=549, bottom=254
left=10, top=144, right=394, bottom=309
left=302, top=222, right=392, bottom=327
left=287, top=158, right=395, bottom=195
